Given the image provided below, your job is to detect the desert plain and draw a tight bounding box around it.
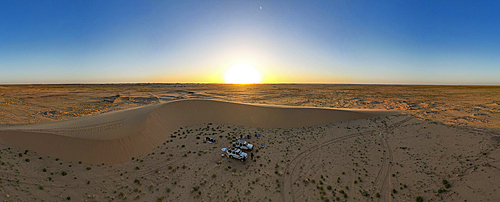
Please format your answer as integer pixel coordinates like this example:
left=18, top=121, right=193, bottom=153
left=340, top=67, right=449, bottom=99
left=0, top=84, right=499, bottom=202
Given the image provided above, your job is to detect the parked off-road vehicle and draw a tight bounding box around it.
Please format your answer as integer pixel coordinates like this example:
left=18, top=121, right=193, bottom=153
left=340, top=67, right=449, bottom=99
left=232, top=139, right=253, bottom=150
left=226, top=147, right=248, bottom=162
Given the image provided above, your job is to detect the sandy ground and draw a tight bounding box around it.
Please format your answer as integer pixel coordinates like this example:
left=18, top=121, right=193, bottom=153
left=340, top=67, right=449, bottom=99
left=0, top=84, right=498, bottom=202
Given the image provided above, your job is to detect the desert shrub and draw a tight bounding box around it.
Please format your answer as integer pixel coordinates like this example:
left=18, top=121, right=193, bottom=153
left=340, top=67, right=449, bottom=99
left=43, top=168, right=47, bottom=172
left=135, top=166, right=140, bottom=170
left=392, top=189, right=397, bottom=194
left=39, top=185, right=44, bottom=190
left=327, top=185, right=332, bottom=190
left=78, top=161, right=82, bottom=164
left=212, top=173, right=217, bottom=178
left=438, top=188, right=446, bottom=193
left=166, top=187, right=171, bottom=193
left=61, top=171, right=67, bottom=176
left=66, top=196, right=71, bottom=200
left=376, top=193, right=380, bottom=198
left=25, top=159, right=30, bottom=162
left=416, top=196, right=423, bottom=202
left=87, top=166, right=91, bottom=170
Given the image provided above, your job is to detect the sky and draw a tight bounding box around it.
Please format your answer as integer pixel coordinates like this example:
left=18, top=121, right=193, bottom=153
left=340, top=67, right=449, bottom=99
left=1, top=0, right=499, bottom=85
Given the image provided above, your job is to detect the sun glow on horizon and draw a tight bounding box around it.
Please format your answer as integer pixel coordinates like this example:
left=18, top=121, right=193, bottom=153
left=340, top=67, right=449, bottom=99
left=223, top=64, right=262, bottom=84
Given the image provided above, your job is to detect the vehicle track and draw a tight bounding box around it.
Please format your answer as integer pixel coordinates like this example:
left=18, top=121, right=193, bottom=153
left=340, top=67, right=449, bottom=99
left=367, top=117, right=412, bottom=202
left=281, top=129, right=375, bottom=202
left=280, top=116, right=412, bottom=202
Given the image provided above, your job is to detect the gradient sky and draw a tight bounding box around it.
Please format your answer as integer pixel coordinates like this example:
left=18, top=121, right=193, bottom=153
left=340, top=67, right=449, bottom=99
left=1, top=1, right=499, bottom=84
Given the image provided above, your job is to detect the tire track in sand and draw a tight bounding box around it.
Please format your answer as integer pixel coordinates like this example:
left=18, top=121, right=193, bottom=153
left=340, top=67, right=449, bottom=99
left=280, top=116, right=412, bottom=202
left=281, top=130, right=375, bottom=202
left=367, top=117, right=412, bottom=202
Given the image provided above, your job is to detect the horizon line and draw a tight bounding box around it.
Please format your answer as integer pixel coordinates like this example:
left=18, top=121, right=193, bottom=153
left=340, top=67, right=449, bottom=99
left=1, top=82, right=500, bottom=86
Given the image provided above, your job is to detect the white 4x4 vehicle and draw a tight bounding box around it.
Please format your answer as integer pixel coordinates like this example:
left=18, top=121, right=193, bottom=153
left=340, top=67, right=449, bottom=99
left=233, top=140, right=253, bottom=150
left=226, top=147, right=248, bottom=162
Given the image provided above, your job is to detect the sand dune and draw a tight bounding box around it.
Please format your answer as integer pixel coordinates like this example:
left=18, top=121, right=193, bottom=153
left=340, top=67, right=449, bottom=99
left=0, top=99, right=396, bottom=164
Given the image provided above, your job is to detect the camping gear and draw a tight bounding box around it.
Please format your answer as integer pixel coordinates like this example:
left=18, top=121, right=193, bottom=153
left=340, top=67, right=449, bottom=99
left=255, top=134, right=261, bottom=137
left=260, top=144, right=265, bottom=149
left=205, top=137, right=216, bottom=143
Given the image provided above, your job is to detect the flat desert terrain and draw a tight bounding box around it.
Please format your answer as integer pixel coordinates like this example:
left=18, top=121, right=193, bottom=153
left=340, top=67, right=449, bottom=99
left=0, top=84, right=499, bottom=202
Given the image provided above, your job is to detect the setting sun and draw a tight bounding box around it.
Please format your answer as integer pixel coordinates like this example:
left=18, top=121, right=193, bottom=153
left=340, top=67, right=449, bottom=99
left=223, top=64, right=262, bottom=84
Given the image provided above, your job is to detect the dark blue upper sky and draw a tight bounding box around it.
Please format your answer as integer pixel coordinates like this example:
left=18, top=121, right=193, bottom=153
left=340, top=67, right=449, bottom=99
left=1, top=0, right=499, bottom=84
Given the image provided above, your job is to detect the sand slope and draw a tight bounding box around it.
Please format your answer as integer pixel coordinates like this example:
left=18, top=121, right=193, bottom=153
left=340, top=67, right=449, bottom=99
left=0, top=99, right=397, bottom=164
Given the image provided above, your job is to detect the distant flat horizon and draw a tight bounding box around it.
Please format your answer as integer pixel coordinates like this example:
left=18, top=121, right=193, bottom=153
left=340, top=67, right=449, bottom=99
left=1, top=83, right=499, bottom=86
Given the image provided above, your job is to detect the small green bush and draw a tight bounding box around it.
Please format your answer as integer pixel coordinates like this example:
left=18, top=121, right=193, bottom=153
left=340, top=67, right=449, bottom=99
left=416, top=196, right=423, bottom=202
left=61, top=171, right=67, bottom=176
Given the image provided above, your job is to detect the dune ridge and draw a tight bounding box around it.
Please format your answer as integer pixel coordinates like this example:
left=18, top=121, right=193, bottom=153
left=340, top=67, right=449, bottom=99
left=0, top=99, right=397, bottom=164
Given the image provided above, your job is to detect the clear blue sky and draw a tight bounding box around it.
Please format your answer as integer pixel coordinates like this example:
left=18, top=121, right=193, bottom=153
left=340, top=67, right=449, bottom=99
left=1, top=0, right=499, bottom=84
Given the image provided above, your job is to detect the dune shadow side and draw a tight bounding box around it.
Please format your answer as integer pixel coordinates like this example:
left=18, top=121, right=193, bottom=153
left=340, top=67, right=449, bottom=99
left=0, top=99, right=397, bottom=164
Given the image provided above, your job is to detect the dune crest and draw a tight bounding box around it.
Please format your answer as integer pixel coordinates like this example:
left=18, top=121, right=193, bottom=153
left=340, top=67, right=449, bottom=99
left=0, top=99, right=397, bottom=164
